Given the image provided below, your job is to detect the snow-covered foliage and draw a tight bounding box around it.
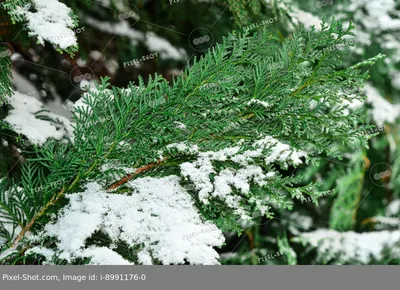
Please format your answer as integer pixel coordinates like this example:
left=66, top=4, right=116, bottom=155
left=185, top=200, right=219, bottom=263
left=387, top=200, right=400, bottom=216
left=4, top=91, right=73, bottom=145
left=4, top=0, right=78, bottom=51
left=364, top=84, right=400, bottom=126
left=332, top=0, right=400, bottom=126
left=34, top=177, right=224, bottom=265
left=263, top=0, right=322, bottom=31
left=85, top=17, right=187, bottom=61
left=179, top=137, right=307, bottom=220
left=295, top=229, right=400, bottom=264
left=336, top=0, right=400, bottom=63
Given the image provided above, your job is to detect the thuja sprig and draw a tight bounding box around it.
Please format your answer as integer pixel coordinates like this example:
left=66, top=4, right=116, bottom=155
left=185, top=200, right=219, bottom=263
left=0, top=19, right=383, bottom=263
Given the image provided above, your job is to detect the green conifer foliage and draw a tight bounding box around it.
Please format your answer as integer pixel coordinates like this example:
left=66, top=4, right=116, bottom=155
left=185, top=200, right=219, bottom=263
left=0, top=13, right=382, bottom=263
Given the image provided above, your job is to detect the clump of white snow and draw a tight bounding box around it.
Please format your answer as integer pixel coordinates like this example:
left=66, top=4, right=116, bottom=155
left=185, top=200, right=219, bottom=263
left=5, top=91, right=73, bottom=145
left=364, top=84, right=400, bottom=126
left=14, top=0, right=77, bottom=49
left=42, top=177, right=224, bottom=265
left=166, top=142, right=199, bottom=154
left=25, top=247, right=55, bottom=264
left=289, top=9, right=322, bottom=31
left=297, top=229, right=400, bottom=264
left=386, top=199, right=400, bottom=216
left=179, top=136, right=307, bottom=220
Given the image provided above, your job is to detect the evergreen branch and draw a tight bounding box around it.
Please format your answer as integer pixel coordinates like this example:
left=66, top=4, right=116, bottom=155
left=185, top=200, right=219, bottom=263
left=0, top=20, right=383, bottom=264
left=12, top=187, right=65, bottom=248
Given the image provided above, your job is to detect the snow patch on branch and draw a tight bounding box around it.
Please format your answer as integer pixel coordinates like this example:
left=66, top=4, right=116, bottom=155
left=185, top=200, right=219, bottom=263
left=81, top=247, right=134, bottom=265
left=5, top=92, right=73, bottom=145
left=180, top=136, right=307, bottom=220
left=25, top=246, right=55, bottom=264
left=15, top=0, right=77, bottom=49
left=289, top=9, right=322, bottom=31
left=364, top=84, right=400, bottom=126
left=297, top=229, right=400, bottom=264
left=248, top=99, right=271, bottom=109
left=387, top=200, right=400, bottom=216
left=42, top=177, right=224, bottom=265
left=166, top=142, right=199, bottom=154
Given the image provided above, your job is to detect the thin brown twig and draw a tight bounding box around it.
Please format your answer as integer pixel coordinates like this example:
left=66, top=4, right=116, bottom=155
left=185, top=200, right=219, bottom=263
left=106, top=157, right=167, bottom=191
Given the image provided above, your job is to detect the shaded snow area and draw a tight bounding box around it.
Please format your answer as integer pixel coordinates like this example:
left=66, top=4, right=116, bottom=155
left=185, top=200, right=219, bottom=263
left=85, top=16, right=187, bottom=60
left=33, top=177, right=224, bottom=265
left=387, top=199, right=400, bottom=216
left=5, top=91, right=73, bottom=145
left=338, top=0, right=400, bottom=52
left=364, top=84, right=400, bottom=126
left=340, top=84, right=400, bottom=126
left=264, top=0, right=322, bottom=31
left=13, top=0, right=77, bottom=49
left=337, top=0, right=400, bottom=95
left=288, top=9, right=322, bottom=31
left=297, top=229, right=400, bottom=264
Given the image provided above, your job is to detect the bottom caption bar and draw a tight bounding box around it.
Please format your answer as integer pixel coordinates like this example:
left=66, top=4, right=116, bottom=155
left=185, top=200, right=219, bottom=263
left=0, top=266, right=397, bottom=290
